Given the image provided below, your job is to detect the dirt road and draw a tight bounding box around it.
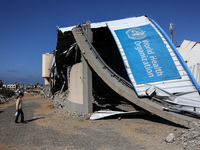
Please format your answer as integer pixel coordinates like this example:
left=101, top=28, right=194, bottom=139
left=0, top=93, right=194, bottom=149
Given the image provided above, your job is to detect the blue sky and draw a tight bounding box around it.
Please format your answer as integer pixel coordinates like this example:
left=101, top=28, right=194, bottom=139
left=0, top=0, right=199, bottom=85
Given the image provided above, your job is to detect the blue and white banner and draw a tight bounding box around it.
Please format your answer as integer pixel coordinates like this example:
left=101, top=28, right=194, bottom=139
left=114, top=24, right=181, bottom=84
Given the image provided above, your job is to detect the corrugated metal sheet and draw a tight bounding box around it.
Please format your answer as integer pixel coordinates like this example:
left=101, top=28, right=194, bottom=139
left=178, top=40, right=200, bottom=67
left=58, top=16, right=199, bottom=97
left=107, top=16, right=198, bottom=96
left=189, top=64, right=200, bottom=85
left=59, top=22, right=107, bottom=33
left=178, top=40, right=200, bottom=86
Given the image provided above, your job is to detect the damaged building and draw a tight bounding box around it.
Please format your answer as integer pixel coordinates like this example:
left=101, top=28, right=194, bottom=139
left=43, top=21, right=135, bottom=113
left=42, top=16, right=200, bottom=129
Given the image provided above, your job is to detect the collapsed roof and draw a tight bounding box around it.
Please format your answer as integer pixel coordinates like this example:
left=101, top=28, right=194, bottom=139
left=48, top=16, right=200, bottom=128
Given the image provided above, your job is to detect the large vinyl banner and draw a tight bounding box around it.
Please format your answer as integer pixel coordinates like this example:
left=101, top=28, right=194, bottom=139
left=114, top=24, right=181, bottom=84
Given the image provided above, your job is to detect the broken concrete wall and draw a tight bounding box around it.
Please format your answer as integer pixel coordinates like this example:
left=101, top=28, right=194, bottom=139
left=48, top=24, right=138, bottom=113
left=66, top=60, right=92, bottom=113
left=68, top=62, right=84, bottom=105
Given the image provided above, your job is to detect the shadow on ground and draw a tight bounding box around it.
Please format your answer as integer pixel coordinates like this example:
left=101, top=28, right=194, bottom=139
left=25, top=117, right=45, bottom=123
left=93, top=104, right=187, bottom=129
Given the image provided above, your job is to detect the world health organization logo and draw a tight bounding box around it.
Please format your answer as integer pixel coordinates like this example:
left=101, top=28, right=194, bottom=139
left=126, top=28, right=147, bottom=40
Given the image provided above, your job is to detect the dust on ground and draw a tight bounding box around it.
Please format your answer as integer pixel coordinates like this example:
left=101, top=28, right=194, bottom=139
left=32, top=96, right=190, bottom=150
left=1, top=94, right=198, bottom=149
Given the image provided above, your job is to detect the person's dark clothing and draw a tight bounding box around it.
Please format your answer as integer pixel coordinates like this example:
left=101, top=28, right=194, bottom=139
left=15, top=97, right=24, bottom=123
left=15, top=109, right=24, bottom=123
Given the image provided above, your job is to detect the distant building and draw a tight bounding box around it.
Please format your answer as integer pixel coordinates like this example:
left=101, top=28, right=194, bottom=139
left=2, top=82, right=24, bottom=91
left=14, top=82, right=24, bottom=91
left=4, top=84, right=17, bottom=91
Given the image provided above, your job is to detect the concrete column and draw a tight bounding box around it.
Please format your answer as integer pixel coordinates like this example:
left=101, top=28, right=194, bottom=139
left=67, top=59, right=93, bottom=113
left=82, top=56, right=93, bottom=113
left=66, top=22, right=93, bottom=113
left=81, top=21, right=93, bottom=113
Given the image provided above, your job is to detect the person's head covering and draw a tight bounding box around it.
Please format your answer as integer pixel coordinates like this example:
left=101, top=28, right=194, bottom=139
left=19, top=92, right=24, bottom=97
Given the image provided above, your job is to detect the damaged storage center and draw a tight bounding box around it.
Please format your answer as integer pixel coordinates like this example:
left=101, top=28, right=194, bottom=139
left=42, top=16, right=200, bottom=128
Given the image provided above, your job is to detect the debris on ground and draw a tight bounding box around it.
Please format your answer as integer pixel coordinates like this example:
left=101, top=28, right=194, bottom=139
left=166, top=133, right=175, bottom=143
left=0, top=94, right=14, bottom=104
left=165, top=128, right=200, bottom=149
left=51, top=90, right=91, bottom=120
left=177, top=128, right=200, bottom=149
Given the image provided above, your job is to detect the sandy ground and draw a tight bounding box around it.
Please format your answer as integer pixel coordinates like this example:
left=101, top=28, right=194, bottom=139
left=32, top=95, right=186, bottom=149
left=0, top=93, right=197, bottom=149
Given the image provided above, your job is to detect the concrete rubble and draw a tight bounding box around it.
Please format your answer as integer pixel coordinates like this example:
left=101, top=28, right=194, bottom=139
left=51, top=90, right=91, bottom=120
left=0, top=94, right=14, bottom=104
left=165, top=133, right=175, bottom=143
left=40, top=89, right=200, bottom=149
left=166, top=128, right=200, bottom=149
left=53, top=90, right=69, bottom=109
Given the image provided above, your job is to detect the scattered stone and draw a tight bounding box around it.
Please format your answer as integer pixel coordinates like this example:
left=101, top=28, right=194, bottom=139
left=118, top=116, right=121, bottom=121
left=165, top=133, right=175, bottom=143
left=182, top=131, right=186, bottom=134
left=182, top=142, right=187, bottom=149
left=176, top=128, right=200, bottom=150
left=85, top=116, right=90, bottom=120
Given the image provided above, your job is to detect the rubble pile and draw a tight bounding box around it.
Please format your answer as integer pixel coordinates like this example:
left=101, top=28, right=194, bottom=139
left=178, top=128, right=200, bottom=149
left=53, top=90, right=69, bottom=109
left=63, top=111, right=90, bottom=121
left=52, top=90, right=91, bottom=120
left=42, top=85, right=51, bottom=98
left=166, top=128, right=200, bottom=149
left=0, top=94, right=14, bottom=104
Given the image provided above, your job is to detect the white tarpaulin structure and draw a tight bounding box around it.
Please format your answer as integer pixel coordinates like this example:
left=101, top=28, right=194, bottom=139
left=177, top=40, right=200, bottom=86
